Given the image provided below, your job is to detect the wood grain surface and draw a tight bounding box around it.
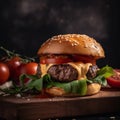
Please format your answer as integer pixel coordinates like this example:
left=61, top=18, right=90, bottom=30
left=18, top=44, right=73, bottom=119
left=0, top=88, right=120, bottom=120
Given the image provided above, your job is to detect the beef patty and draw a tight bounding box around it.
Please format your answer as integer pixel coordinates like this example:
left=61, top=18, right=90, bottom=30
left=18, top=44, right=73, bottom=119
left=47, top=64, right=78, bottom=82
left=47, top=64, right=98, bottom=82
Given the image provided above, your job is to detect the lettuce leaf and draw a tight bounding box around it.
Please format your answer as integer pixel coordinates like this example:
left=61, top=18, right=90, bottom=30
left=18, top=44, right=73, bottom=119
left=87, top=65, right=114, bottom=86
left=42, top=74, right=87, bottom=95
left=15, top=73, right=87, bottom=95
left=97, top=65, right=113, bottom=78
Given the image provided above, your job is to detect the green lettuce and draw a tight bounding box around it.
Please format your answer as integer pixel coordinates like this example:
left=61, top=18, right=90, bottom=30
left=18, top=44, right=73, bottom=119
left=41, top=74, right=87, bottom=96
left=87, top=65, right=114, bottom=86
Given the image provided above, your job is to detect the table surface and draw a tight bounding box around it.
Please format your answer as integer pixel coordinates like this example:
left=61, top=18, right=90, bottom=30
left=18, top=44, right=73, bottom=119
left=0, top=88, right=120, bottom=120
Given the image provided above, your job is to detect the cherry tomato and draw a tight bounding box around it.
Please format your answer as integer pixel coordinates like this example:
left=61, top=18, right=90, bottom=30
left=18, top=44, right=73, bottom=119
left=12, top=63, right=26, bottom=83
left=13, top=62, right=38, bottom=85
left=0, top=62, right=10, bottom=85
left=20, top=62, right=38, bottom=75
left=6, top=56, right=22, bottom=79
left=40, top=56, right=72, bottom=64
left=106, top=69, right=120, bottom=88
left=7, top=56, right=22, bottom=70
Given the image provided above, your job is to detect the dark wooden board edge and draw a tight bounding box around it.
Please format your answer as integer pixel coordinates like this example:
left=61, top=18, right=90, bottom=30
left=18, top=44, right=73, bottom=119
left=0, top=89, right=120, bottom=120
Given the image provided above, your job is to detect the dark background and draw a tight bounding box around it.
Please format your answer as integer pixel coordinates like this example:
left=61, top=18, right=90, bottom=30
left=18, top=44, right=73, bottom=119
left=0, top=0, right=119, bottom=68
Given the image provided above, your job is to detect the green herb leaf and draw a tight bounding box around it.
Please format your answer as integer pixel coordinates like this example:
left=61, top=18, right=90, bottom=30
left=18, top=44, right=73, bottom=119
left=45, top=78, right=87, bottom=96
left=92, top=75, right=107, bottom=86
left=26, top=78, right=43, bottom=91
left=97, top=65, right=114, bottom=78
left=88, top=65, right=114, bottom=86
left=19, top=74, right=43, bottom=91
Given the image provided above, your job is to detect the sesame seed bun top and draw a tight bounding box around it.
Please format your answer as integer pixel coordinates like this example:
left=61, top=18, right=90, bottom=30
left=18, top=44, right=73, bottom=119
left=37, top=34, right=105, bottom=59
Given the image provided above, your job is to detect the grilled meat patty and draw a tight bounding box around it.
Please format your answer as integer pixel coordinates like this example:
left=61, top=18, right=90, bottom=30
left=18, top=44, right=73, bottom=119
left=47, top=64, right=99, bottom=82
left=47, top=64, right=78, bottom=82
left=86, top=65, right=99, bottom=80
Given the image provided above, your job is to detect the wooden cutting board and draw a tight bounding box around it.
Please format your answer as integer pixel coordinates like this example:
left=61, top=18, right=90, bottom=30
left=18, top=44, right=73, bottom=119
left=0, top=88, right=120, bottom=120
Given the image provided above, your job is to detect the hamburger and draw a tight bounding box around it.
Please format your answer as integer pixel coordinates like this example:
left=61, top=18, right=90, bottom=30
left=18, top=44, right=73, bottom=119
left=37, top=34, right=107, bottom=96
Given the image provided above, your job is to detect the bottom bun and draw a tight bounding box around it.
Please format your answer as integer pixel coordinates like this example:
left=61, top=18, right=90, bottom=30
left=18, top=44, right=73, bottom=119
left=45, top=83, right=101, bottom=97
left=86, top=83, right=101, bottom=95
left=45, top=87, right=65, bottom=96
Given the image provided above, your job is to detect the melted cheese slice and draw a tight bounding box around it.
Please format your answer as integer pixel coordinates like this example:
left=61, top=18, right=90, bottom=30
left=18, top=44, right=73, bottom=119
left=40, top=62, right=92, bottom=80
left=40, top=64, right=53, bottom=77
left=68, top=62, right=92, bottom=80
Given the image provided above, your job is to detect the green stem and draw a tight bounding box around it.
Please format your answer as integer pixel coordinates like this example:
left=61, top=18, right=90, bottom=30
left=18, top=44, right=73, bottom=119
left=0, top=46, right=19, bottom=57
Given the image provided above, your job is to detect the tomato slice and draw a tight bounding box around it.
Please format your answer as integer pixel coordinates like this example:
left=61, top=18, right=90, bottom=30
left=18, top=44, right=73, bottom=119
left=106, top=69, right=120, bottom=88
left=40, top=54, right=96, bottom=64
left=40, top=57, right=72, bottom=64
left=72, top=55, right=96, bottom=64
